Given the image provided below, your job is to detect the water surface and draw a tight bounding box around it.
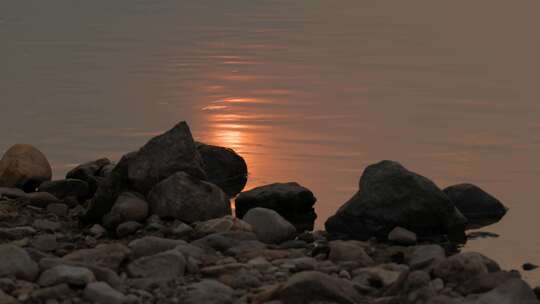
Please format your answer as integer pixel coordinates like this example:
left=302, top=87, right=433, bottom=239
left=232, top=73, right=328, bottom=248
left=2, top=0, right=540, bottom=284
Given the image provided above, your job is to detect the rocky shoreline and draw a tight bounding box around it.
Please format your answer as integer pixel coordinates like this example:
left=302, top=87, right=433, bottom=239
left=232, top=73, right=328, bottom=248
left=0, top=121, right=537, bottom=304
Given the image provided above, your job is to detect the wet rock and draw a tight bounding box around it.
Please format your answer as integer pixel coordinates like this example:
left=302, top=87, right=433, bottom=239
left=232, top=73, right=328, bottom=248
left=193, top=215, right=252, bottom=238
left=128, top=236, right=187, bottom=259
left=257, top=271, right=365, bottom=304
left=38, top=179, right=89, bottom=199
left=196, top=142, right=248, bottom=197
left=432, top=252, right=500, bottom=285
left=408, top=244, right=446, bottom=269
left=128, top=121, right=207, bottom=194
left=79, top=152, right=135, bottom=225
left=0, top=245, right=39, bottom=281
left=236, top=182, right=317, bottom=232
left=46, top=203, right=69, bottom=217
left=0, top=144, right=52, bottom=191
left=184, top=280, right=234, bottom=304
left=116, top=221, right=142, bottom=237
left=126, top=250, right=186, bottom=279
left=444, top=183, right=508, bottom=229
left=388, top=227, right=417, bottom=246
left=325, top=161, right=467, bottom=242
left=148, top=172, right=230, bottom=223
left=102, top=191, right=149, bottom=228
left=62, top=243, right=131, bottom=271
left=83, top=282, right=127, bottom=304
left=328, top=240, right=374, bottom=266
left=243, top=207, right=296, bottom=244
left=66, top=158, right=111, bottom=195
left=38, top=265, right=95, bottom=287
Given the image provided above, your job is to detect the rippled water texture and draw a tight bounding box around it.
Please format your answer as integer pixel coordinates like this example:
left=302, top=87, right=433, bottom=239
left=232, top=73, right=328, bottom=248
left=1, top=0, right=540, bottom=284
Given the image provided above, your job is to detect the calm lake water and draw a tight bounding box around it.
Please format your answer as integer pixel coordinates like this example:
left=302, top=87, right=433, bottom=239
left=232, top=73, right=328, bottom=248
left=2, top=0, right=540, bottom=284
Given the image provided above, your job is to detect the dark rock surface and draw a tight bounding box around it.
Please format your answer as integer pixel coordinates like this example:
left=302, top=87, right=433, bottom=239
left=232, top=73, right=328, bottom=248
left=66, top=158, right=111, bottom=195
left=38, top=178, right=89, bottom=199
left=444, top=183, right=508, bottom=229
left=196, top=142, right=248, bottom=198
left=236, top=182, right=317, bottom=232
left=325, top=160, right=467, bottom=242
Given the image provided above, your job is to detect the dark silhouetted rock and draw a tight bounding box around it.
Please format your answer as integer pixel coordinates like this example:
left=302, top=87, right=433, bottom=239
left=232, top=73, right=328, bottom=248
left=236, top=182, right=317, bottom=232
left=38, top=178, right=89, bottom=199
left=196, top=142, right=248, bottom=198
left=102, top=191, right=149, bottom=228
left=444, top=183, right=508, bottom=229
left=243, top=207, right=296, bottom=244
left=148, top=172, right=230, bottom=223
left=79, top=152, right=135, bottom=225
left=66, top=158, right=111, bottom=195
left=128, top=122, right=207, bottom=194
left=0, top=144, right=52, bottom=191
left=325, top=161, right=467, bottom=242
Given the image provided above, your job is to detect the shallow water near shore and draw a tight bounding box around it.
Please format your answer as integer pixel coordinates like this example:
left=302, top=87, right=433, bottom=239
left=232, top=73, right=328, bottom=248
left=2, top=0, right=540, bottom=285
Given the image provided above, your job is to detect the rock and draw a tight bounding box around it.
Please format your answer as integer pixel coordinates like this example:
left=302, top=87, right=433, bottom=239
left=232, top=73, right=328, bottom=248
left=116, top=221, right=142, bottom=237
left=191, top=231, right=260, bottom=252
left=353, top=264, right=405, bottom=288
left=23, top=192, right=61, bottom=206
left=89, top=224, right=107, bottom=238
left=388, top=227, right=417, bottom=246
left=325, top=161, right=467, bottom=242
left=128, top=236, right=187, bottom=259
left=38, top=179, right=89, bottom=199
left=66, top=158, right=111, bottom=195
left=242, top=207, right=296, bottom=244
left=126, top=250, right=186, bottom=279
left=102, top=191, right=149, bottom=228
left=257, top=271, right=365, bottom=304
left=0, top=290, right=17, bottom=304
left=432, top=252, right=500, bottom=285
left=444, top=183, right=508, bottom=229
left=472, top=278, right=539, bottom=304
left=193, top=215, right=252, bottom=238
left=184, top=280, right=234, bottom=304
left=236, top=182, right=317, bottom=232
left=46, top=203, right=69, bottom=217
left=0, top=226, right=37, bottom=240
left=128, top=121, right=207, bottom=194
left=0, top=187, right=26, bottom=199
left=523, top=263, right=539, bottom=271
left=38, top=265, right=95, bottom=287
left=196, top=142, right=248, bottom=197
left=456, top=270, right=521, bottom=295
left=32, top=219, right=61, bottom=232
left=148, top=172, right=230, bottom=223
left=328, top=240, right=374, bottom=266
left=79, top=152, right=135, bottom=225
left=62, top=243, right=131, bottom=271
left=0, top=144, right=52, bottom=191
left=83, top=282, right=127, bottom=304
left=31, top=234, right=58, bottom=252
left=408, top=245, right=446, bottom=269
left=168, top=222, right=194, bottom=238
left=0, top=245, right=39, bottom=281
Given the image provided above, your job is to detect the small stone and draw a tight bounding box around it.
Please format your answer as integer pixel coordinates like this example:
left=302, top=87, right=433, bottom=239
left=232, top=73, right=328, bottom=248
left=242, top=207, right=297, bottom=244
left=33, top=219, right=61, bottom=232
left=129, top=236, right=188, bottom=259
left=31, top=234, right=58, bottom=252
left=24, top=192, right=61, bottom=207
left=83, top=282, right=127, bottom=304
left=339, top=270, right=351, bottom=280
left=126, top=250, right=186, bottom=279
left=408, top=244, right=446, bottom=269
left=169, top=222, right=194, bottom=238
left=46, top=203, right=69, bottom=217
left=102, top=191, right=149, bottom=228
left=89, top=224, right=107, bottom=238
left=38, top=265, right=95, bottom=287
left=388, top=227, right=417, bottom=246
left=62, top=244, right=131, bottom=271
left=116, top=221, right=142, bottom=237
left=0, top=226, right=37, bottom=240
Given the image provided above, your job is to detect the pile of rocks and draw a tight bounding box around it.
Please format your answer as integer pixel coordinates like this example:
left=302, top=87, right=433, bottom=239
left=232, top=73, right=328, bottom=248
left=0, top=121, right=534, bottom=304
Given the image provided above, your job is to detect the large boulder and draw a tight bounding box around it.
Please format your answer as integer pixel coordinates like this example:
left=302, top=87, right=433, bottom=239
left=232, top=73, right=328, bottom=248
left=148, top=172, right=230, bottom=223
left=38, top=178, right=89, bottom=199
left=102, top=191, right=149, bottom=228
left=127, top=122, right=207, bottom=194
left=325, top=161, right=467, bottom=242
left=242, top=207, right=296, bottom=244
left=0, top=144, right=52, bottom=191
left=444, top=183, right=508, bottom=229
left=235, top=182, right=317, bottom=232
left=196, top=142, right=248, bottom=198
